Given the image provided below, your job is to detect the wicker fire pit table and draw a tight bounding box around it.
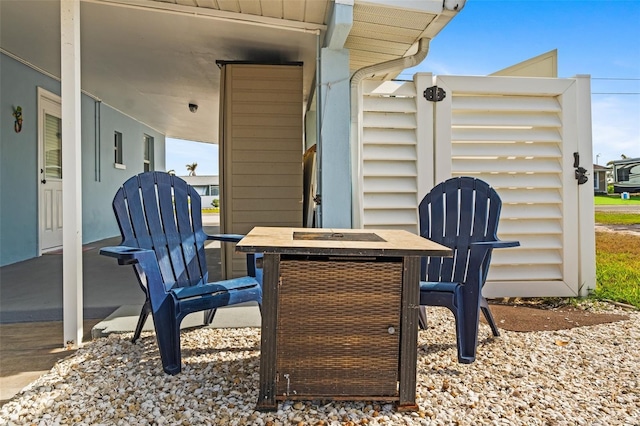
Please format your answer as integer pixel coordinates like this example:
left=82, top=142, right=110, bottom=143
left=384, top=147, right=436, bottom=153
left=236, top=227, right=451, bottom=412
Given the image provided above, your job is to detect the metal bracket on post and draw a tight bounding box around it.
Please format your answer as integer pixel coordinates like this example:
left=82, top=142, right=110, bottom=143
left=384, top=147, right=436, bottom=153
left=423, top=86, right=446, bottom=102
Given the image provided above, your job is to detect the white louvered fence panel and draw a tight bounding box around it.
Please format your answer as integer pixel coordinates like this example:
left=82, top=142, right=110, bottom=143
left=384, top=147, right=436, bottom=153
left=436, top=75, right=582, bottom=296
left=359, top=80, right=420, bottom=232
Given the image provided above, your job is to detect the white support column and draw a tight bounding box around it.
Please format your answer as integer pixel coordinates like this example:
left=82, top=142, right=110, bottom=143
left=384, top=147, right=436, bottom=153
left=413, top=72, right=435, bottom=203
left=318, top=0, right=353, bottom=228
left=61, top=0, right=83, bottom=349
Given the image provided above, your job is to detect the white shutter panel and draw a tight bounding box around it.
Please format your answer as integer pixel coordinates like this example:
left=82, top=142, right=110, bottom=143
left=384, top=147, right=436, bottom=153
left=357, top=80, right=420, bottom=232
left=434, top=75, right=584, bottom=297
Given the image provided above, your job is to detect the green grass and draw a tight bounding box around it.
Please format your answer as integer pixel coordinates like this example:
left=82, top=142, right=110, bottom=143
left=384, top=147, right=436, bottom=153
left=593, top=231, right=640, bottom=308
left=594, top=194, right=640, bottom=205
left=595, top=212, right=640, bottom=225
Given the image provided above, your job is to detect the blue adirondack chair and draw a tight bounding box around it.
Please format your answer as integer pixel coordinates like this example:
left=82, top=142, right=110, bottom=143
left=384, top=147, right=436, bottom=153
left=418, top=177, right=519, bottom=364
left=100, top=171, right=262, bottom=375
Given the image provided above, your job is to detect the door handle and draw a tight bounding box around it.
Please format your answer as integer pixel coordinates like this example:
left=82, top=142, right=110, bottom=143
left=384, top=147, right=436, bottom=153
left=41, top=179, right=47, bottom=184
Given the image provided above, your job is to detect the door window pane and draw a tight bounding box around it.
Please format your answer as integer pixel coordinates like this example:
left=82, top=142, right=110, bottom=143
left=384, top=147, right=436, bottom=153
left=44, top=113, right=62, bottom=179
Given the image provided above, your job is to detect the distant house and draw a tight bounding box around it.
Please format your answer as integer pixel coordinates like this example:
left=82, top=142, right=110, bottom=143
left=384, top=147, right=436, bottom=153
left=593, top=164, right=609, bottom=195
left=180, top=175, right=219, bottom=208
left=611, top=158, right=640, bottom=193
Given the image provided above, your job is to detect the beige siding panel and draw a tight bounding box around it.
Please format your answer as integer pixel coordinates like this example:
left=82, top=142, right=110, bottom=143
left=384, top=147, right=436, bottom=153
left=232, top=186, right=302, bottom=199
left=234, top=211, right=301, bottom=223
left=232, top=103, right=301, bottom=115
left=232, top=199, right=302, bottom=211
left=232, top=150, right=302, bottom=163
left=232, top=115, right=302, bottom=127
left=231, top=78, right=300, bottom=92
left=232, top=139, right=303, bottom=151
left=221, top=64, right=303, bottom=278
left=230, top=162, right=301, bottom=175
left=232, top=126, right=301, bottom=139
left=233, top=174, right=304, bottom=187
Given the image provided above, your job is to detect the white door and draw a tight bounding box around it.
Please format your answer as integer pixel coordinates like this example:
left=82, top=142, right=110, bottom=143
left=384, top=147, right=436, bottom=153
left=39, top=89, right=63, bottom=252
left=432, top=75, right=586, bottom=297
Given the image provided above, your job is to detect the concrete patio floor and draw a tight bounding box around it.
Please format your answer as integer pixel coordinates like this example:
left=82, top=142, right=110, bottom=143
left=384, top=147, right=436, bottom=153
left=0, top=213, right=262, bottom=405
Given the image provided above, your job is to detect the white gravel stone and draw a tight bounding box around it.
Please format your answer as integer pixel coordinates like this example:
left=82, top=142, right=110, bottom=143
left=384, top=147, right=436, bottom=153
left=1, top=305, right=639, bottom=425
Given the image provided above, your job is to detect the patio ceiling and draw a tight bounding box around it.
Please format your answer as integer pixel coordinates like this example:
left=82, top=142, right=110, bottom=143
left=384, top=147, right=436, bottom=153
left=0, top=0, right=461, bottom=143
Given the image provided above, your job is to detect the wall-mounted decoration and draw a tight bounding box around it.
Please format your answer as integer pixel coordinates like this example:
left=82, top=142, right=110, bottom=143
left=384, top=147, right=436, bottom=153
left=12, top=106, right=23, bottom=133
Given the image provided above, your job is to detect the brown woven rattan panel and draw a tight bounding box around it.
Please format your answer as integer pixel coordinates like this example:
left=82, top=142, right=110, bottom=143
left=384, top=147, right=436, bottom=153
left=276, top=258, right=403, bottom=398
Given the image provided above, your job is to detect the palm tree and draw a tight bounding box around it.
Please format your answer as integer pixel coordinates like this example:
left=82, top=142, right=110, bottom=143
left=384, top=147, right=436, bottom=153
left=186, top=162, right=198, bottom=176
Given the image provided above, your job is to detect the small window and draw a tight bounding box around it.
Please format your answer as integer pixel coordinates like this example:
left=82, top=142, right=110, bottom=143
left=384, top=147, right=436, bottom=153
left=144, top=134, right=154, bottom=172
left=210, top=185, right=220, bottom=196
left=114, top=131, right=123, bottom=166
left=617, top=167, right=630, bottom=182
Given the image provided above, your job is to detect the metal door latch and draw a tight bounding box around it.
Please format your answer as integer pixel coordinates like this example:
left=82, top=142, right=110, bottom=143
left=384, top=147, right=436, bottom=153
left=573, top=152, right=588, bottom=185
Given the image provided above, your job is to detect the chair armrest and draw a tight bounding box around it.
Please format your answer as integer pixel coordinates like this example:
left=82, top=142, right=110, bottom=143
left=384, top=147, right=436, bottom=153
left=172, top=276, right=259, bottom=300
left=470, top=240, right=520, bottom=250
left=206, top=234, right=246, bottom=243
left=99, top=246, right=154, bottom=265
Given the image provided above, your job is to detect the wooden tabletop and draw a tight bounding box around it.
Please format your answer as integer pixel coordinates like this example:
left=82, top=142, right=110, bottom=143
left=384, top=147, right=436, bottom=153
left=236, top=227, right=452, bottom=257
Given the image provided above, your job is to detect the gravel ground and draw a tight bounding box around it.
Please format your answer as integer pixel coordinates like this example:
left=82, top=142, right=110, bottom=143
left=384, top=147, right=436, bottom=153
left=1, top=306, right=638, bottom=426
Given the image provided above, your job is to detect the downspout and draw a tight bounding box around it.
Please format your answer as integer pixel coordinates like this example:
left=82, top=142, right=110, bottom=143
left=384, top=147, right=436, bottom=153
left=349, top=38, right=431, bottom=228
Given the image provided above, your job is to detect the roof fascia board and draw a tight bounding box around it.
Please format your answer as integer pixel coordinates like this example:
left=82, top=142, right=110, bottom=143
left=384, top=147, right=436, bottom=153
left=85, top=0, right=326, bottom=34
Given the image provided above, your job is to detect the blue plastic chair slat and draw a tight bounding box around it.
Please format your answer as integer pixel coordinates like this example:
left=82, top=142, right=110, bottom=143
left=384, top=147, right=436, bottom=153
left=419, top=176, right=519, bottom=364
left=100, top=171, right=263, bottom=375
left=186, top=180, right=210, bottom=285
left=138, top=172, right=180, bottom=290
left=154, top=173, right=190, bottom=288
left=171, top=175, right=203, bottom=288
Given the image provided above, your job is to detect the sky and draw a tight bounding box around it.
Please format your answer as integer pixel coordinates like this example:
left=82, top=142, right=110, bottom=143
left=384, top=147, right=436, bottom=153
left=166, top=0, right=640, bottom=174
